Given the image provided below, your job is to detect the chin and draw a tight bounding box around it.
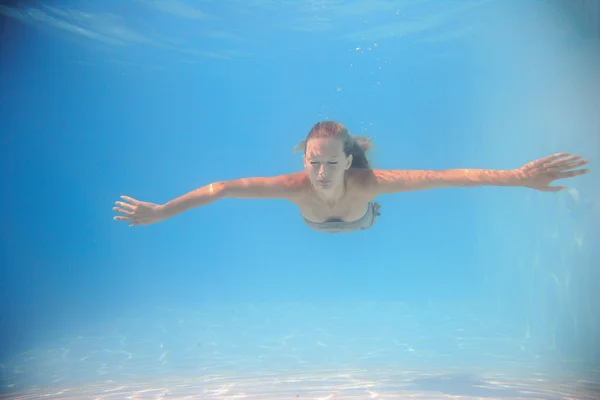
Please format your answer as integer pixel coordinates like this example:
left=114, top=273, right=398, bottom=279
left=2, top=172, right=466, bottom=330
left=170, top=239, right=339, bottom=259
left=314, top=180, right=336, bottom=190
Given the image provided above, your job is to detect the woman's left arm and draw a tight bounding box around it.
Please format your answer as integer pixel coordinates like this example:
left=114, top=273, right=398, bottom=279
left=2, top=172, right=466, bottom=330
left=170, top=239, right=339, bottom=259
left=368, top=153, right=589, bottom=195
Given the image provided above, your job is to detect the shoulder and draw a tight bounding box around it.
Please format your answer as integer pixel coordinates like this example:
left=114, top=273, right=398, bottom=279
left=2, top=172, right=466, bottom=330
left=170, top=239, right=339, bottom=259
left=270, top=171, right=313, bottom=199
left=220, top=171, right=310, bottom=200
left=279, top=171, right=311, bottom=189
left=244, top=171, right=309, bottom=188
left=277, top=172, right=313, bottom=203
left=346, top=168, right=412, bottom=196
left=346, top=168, right=379, bottom=197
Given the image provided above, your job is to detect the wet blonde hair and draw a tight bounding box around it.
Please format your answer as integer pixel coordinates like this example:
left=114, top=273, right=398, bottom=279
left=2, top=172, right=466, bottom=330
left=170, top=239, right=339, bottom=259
left=293, top=121, right=373, bottom=169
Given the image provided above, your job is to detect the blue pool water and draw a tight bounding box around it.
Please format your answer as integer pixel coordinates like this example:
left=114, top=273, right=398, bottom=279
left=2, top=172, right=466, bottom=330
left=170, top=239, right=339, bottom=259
left=1, top=1, right=598, bottom=398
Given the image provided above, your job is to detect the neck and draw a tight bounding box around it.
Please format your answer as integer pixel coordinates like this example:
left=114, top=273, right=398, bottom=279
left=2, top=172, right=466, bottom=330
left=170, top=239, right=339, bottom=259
left=314, top=182, right=345, bottom=206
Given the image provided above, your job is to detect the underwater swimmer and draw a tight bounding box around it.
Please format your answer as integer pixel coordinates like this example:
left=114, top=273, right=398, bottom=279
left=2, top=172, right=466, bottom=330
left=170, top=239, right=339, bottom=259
left=113, top=121, right=590, bottom=234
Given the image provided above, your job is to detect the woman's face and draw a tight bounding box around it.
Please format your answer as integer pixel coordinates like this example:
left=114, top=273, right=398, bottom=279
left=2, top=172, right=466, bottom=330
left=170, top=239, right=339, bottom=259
left=303, top=137, right=352, bottom=192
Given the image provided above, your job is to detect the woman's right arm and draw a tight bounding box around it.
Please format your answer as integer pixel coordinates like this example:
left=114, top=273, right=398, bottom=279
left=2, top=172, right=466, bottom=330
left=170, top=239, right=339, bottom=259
left=159, top=172, right=306, bottom=219
left=114, top=172, right=306, bottom=226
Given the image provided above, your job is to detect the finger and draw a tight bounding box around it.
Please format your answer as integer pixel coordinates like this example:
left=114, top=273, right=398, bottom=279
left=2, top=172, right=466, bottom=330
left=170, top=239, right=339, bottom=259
left=547, top=155, right=583, bottom=168
left=537, top=185, right=567, bottom=192
left=545, top=152, right=571, bottom=161
left=555, top=159, right=588, bottom=171
left=114, top=215, right=131, bottom=221
left=113, top=207, right=134, bottom=216
left=547, top=161, right=588, bottom=176
left=534, top=152, right=571, bottom=166
left=115, top=201, right=136, bottom=210
left=120, top=196, right=140, bottom=205
left=555, top=168, right=590, bottom=179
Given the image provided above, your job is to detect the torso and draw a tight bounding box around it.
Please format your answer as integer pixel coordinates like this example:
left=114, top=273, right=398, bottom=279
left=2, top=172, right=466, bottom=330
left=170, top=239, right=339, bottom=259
left=290, top=169, right=376, bottom=223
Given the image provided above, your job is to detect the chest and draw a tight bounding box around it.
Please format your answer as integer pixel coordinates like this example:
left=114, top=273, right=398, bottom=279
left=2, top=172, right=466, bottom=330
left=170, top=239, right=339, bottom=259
left=299, top=196, right=369, bottom=223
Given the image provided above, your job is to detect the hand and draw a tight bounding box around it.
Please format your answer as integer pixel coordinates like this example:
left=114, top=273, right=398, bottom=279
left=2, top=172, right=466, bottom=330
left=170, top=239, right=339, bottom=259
left=515, top=152, right=589, bottom=192
left=113, top=196, right=165, bottom=226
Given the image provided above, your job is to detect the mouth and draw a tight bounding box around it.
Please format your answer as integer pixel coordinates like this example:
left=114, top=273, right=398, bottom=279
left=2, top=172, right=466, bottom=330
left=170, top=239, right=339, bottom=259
left=316, top=180, right=331, bottom=185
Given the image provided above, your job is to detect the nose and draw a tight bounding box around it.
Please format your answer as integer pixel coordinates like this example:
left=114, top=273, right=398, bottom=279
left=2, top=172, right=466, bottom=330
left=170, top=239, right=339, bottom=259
left=318, top=164, right=328, bottom=176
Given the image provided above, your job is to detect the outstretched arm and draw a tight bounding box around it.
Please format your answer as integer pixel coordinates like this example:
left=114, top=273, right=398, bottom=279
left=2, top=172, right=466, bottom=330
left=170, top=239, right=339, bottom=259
left=161, top=173, right=305, bottom=217
left=368, top=153, right=589, bottom=195
left=114, top=172, right=306, bottom=226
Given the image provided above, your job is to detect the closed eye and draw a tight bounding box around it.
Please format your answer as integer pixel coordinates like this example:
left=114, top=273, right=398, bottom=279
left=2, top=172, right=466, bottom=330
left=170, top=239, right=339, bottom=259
left=310, top=161, right=338, bottom=165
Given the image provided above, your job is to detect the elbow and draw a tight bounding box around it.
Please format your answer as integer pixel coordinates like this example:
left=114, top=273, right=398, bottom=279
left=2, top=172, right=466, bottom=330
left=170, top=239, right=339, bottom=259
left=209, top=181, right=228, bottom=199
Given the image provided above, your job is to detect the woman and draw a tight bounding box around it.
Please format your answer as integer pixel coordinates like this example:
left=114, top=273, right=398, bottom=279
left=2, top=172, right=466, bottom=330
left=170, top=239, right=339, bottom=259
left=113, top=121, right=589, bottom=234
